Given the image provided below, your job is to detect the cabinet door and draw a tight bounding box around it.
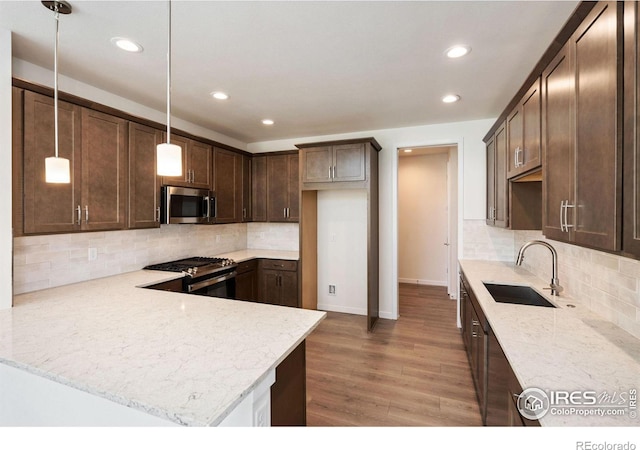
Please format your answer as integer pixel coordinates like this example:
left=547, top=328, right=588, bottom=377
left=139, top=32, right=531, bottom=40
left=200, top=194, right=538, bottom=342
left=494, top=123, right=508, bottom=228
left=287, top=154, right=299, bottom=222
left=213, top=148, right=242, bottom=223
left=160, top=135, right=189, bottom=186
left=333, top=143, right=366, bottom=182
left=542, top=44, right=574, bottom=242
left=279, top=271, right=299, bottom=307
left=300, top=146, right=332, bottom=183
left=23, top=91, right=82, bottom=234
left=506, top=105, right=523, bottom=179
left=128, top=122, right=162, bottom=229
left=624, top=0, right=640, bottom=256
left=80, top=108, right=128, bottom=231
left=572, top=1, right=621, bottom=251
left=267, top=155, right=289, bottom=222
left=486, top=136, right=496, bottom=226
left=236, top=270, right=258, bottom=301
left=189, top=140, right=213, bottom=190
left=242, top=155, right=252, bottom=221
left=260, top=269, right=281, bottom=305
left=252, top=155, right=267, bottom=222
left=521, top=79, right=542, bottom=172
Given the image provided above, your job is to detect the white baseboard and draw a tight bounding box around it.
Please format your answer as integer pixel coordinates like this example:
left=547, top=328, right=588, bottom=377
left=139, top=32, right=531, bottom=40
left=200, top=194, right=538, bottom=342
left=398, top=278, right=447, bottom=287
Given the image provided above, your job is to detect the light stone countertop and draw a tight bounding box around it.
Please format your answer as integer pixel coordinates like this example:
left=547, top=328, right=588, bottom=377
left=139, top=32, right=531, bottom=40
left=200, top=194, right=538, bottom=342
left=459, top=259, right=640, bottom=427
left=0, top=266, right=324, bottom=426
left=217, top=249, right=299, bottom=262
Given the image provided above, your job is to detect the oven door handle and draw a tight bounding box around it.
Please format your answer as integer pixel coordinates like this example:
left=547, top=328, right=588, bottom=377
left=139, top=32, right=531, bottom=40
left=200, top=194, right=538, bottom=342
left=187, top=271, right=237, bottom=293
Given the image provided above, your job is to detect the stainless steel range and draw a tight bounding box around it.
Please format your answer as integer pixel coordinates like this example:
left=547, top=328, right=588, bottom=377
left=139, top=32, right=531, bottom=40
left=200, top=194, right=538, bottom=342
left=144, top=256, right=237, bottom=298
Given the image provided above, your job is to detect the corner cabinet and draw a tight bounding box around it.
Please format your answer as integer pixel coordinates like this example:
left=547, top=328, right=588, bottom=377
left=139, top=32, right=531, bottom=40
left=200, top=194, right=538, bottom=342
left=266, top=153, right=299, bottom=222
left=212, top=147, right=243, bottom=223
left=296, top=137, right=381, bottom=331
left=542, top=1, right=622, bottom=252
left=486, top=122, right=508, bottom=228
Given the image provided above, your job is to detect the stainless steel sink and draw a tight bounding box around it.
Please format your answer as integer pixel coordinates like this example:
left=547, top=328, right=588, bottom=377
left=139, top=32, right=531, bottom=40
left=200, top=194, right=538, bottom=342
left=483, top=283, right=556, bottom=308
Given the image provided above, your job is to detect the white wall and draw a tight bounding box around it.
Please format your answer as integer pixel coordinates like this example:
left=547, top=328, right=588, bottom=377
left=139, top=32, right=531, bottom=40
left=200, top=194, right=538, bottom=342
left=248, top=118, right=495, bottom=319
left=12, top=59, right=247, bottom=151
left=316, top=190, right=368, bottom=315
left=398, top=152, right=449, bottom=286
left=1, top=29, right=12, bottom=309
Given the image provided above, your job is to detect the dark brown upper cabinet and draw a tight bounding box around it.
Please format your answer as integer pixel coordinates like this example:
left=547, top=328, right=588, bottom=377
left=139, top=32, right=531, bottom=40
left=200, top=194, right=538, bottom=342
left=22, top=91, right=128, bottom=234
left=266, top=153, right=299, bottom=222
left=623, top=0, right=640, bottom=258
left=128, top=122, right=163, bottom=229
left=486, top=122, right=508, bottom=228
left=542, top=1, right=622, bottom=252
left=212, top=147, right=243, bottom=223
left=251, top=155, right=267, bottom=222
left=161, top=136, right=212, bottom=190
left=506, top=78, right=541, bottom=179
left=300, top=143, right=366, bottom=185
left=22, top=90, right=83, bottom=234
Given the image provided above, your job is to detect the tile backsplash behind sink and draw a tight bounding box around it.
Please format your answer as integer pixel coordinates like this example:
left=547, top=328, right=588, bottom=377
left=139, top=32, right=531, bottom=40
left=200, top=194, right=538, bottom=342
left=514, top=230, right=640, bottom=340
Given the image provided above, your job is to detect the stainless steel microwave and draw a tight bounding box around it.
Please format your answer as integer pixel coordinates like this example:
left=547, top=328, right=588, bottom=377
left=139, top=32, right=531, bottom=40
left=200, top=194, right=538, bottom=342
left=160, top=186, right=216, bottom=224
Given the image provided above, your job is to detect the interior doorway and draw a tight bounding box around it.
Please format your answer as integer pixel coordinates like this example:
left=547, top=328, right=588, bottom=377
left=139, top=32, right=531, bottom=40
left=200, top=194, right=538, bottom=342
left=397, top=144, right=458, bottom=303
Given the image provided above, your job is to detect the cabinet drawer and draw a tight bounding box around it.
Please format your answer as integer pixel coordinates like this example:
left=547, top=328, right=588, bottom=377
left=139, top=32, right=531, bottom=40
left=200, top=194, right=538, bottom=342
left=259, top=259, right=298, bottom=272
left=236, top=259, right=258, bottom=274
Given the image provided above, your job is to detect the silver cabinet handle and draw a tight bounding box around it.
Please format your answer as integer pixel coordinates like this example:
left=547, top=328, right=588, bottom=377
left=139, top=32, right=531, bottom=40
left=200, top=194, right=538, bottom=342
left=560, top=200, right=566, bottom=231
left=514, top=147, right=520, bottom=168
left=328, top=167, right=332, bottom=179
left=76, top=205, right=81, bottom=225
left=85, top=205, right=89, bottom=223
left=243, top=208, right=247, bottom=219
left=519, top=147, right=524, bottom=167
left=564, top=201, right=574, bottom=231
left=284, top=208, right=287, bottom=218
left=156, top=207, right=160, bottom=223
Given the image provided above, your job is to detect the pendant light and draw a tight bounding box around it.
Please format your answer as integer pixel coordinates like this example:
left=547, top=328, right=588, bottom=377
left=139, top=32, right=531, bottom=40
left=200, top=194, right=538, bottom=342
left=42, top=1, right=72, bottom=184
left=156, top=0, right=183, bottom=176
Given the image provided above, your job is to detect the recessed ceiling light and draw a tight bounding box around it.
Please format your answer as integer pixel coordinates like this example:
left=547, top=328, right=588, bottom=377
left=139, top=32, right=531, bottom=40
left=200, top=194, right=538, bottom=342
left=442, top=94, right=461, bottom=104
left=404, top=149, right=413, bottom=153
left=110, top=37, right=143, bottom=53
left=211, top=91, right=229, bottom=100
left=445, top=45, right=471, bottom=58
left=262, top=119, right=274, bottom=125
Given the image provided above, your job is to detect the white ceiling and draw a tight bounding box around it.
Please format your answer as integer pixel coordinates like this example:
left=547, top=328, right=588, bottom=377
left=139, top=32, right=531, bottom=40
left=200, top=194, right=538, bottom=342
left=1, top=0, right=580, bottom=144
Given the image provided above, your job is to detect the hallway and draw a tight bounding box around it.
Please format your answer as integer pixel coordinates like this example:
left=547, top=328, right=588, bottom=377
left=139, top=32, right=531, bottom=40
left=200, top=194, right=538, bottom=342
left=305, top=283, right=482, bottom=426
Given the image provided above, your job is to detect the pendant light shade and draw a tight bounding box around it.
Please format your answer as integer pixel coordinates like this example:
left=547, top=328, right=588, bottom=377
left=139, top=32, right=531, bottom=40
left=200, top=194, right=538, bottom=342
left=157, top=143, right=182, bottom=176
left=43, top=1, right=72, bottom=184
left=45, top=156, right=71, bottom=183
left=156, top=0, right=182, bottom=176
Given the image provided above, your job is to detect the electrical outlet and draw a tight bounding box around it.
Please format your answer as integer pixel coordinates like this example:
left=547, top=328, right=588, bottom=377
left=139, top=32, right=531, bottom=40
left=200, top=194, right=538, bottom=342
left=329, top=285, right=336, bottom=295
left=88, top=247, right=97, bottom=261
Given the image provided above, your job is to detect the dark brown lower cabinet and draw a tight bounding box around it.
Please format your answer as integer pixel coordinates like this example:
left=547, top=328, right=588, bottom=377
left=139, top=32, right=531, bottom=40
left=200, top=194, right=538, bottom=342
left=271, top=341, right=306, bottom=426
left=461, top=271, right=539, bottom=427
left=235, top=260, right=258, bottom=301
left=259, top=259, right=299, bottom=307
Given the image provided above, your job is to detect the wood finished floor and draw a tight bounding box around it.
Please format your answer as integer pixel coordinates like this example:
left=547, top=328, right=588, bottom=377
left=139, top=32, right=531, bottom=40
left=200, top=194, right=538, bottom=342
left=305, top=283, right=482, bottom=426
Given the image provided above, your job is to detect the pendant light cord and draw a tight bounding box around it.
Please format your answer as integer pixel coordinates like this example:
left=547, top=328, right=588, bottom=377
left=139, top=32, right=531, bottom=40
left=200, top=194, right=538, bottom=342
left=166, top=0, right=172, bottom=144
left=54, top=4, right=60, bottom=159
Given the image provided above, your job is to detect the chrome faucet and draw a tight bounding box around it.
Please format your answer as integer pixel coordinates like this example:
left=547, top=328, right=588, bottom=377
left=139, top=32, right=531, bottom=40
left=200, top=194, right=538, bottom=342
left=516, top=240, right=563, bottom=296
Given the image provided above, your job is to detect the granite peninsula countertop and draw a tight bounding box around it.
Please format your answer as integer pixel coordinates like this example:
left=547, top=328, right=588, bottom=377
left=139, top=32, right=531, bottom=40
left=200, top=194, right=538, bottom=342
left=459, top=259, right=640, bottom=427
left=0, top=252, right=324, bottom=426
